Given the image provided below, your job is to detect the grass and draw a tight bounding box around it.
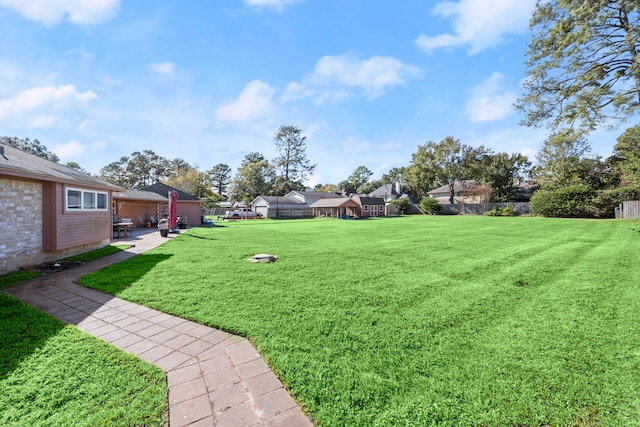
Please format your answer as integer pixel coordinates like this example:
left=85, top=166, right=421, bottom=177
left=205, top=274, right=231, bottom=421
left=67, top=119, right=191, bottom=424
left=79, top=216, right=640, bottom=426
left=0, top=293, right=166, bottom=426
left=0, top=244, right=128, bottom=288
left=0, top=271, right=43, bottom=288
left=61, top=244, right=128, bottom=263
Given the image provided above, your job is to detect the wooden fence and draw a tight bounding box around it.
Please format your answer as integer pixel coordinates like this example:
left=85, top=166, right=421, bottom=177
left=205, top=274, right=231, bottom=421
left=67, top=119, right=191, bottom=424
left=620, top=200, right=640, bottom=219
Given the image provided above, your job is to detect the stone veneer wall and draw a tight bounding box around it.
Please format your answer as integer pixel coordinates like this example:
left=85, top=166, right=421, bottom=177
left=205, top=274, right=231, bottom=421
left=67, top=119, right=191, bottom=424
left=0, top=178, right=43, bottom=273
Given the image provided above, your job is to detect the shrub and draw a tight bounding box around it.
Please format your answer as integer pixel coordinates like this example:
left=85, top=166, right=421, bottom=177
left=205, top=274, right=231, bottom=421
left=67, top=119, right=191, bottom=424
left=592, top=186, right=640, bottom=218
left=390, top=198, right=411, bottom=215
left=484, top=206, right=519, bottom=217
left=420, top=197, right=442, bottom=215
left=530, top=185, right=595, bottom=218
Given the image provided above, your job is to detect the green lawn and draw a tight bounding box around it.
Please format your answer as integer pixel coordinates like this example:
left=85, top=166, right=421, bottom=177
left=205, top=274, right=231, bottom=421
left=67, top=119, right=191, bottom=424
left=0, top=293, right=166, bottom=426
left=80, top=216, right=640, bottom=426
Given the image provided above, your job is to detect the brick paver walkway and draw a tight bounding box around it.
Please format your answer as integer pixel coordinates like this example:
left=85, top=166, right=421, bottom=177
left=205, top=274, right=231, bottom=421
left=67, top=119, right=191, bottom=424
left=4, top=228, right=313, bottom=427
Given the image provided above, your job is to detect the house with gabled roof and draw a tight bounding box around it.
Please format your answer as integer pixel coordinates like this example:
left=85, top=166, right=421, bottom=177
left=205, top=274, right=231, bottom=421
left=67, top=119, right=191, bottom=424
left=427, top=180, right=484, bottom=205
left=139, top=182, right=203, bottom=226
left=350, top=195, right=386, bottom=217
left=0, top=143, right=122, bottom=273
left=251, top=191, right=340, bottom=218
left=369, top=182, right=421, bottom=214
left=309, top=197, right=361, bottom=218
left=251, top=195, right=306, bottom=218
left=111, top=188, right=167, bottom=227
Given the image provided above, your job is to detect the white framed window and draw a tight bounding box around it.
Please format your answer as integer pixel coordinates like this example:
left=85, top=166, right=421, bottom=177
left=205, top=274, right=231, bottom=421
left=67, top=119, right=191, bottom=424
left=66, top=187, right=109, bottom=211
left=364, top=205, right=369, bottom=212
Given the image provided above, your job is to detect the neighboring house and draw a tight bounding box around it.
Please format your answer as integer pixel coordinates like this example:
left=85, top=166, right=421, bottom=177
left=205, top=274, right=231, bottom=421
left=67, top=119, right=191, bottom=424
left=285, top=191, right=341, bottom=206
left=350, top=195, right=386, bottom=217
left=252, top=195, right=306, bottom=218
left=139, top=182, right=203, bottom=226
left=0, top=143, right=122, bottom=273
left=370, top=183, right=403, bottom=202
left=112, top=189, right=167, bottom=226
left=251, top=191, right=341, bottom=218
left=427, top=180, right=534, bottom=215
left=369, top=182, right=421, bottom=214
left=427, top=180, right=485, bottom=205
left=309, top=198, right=361, bottom=218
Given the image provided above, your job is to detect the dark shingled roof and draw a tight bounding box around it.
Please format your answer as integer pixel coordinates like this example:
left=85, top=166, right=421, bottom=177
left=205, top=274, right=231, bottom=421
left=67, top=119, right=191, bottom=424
left=140, top=182, right=201, bottom=201
left=370, top=184, right=401, bottom=198
left=113, top=189, right=167, bottom=202
left=253, top=195, right=305, bottom=205
left=0, top=143, right=121, bottom=190
left=286, top=191, right=341, bottom=199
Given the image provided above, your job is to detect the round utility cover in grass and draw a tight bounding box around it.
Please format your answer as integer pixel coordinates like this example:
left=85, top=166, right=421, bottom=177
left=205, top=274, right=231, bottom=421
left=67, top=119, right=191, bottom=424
left=248, top=254, right=278, bottom=263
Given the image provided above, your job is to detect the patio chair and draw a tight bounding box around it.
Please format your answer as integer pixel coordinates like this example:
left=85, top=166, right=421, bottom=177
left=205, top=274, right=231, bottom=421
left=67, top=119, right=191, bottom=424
left=138, top=216, right=146, bottom=227
left=149, top=215, right=157, bottom=226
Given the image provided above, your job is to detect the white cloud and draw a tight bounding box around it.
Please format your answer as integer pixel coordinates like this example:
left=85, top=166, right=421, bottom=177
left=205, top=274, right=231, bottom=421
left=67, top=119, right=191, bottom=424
left=415, top=0, right=536, bottom=54
left=147, top=62, right=176, bottom=75
left=243, top=0, right=302, bottom=12
left=0, top=0, right=120, bottom=25
left=466, top=72, right=516, bottom=123
left=0, top=85, right=97, bottom=126
left=283, top=54, right=423, bottom=104
left=100, top=75, right=123, bottom=86
left=29, top=115, right=56, bottom=128
left=54, top=139, right=107, bottom=166
left=214, top=80, right=277, bottom=125
left=54, top=139, right=86, bottom=158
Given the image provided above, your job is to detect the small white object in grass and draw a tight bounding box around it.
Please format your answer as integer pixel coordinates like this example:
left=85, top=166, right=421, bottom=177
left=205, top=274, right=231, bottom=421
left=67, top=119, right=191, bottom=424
left=53, top=263, right=61, bottom=267
left=248, top=253, right=278, bottom=263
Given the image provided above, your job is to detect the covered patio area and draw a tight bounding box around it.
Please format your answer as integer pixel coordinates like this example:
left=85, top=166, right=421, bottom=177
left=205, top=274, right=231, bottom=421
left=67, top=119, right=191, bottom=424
left=309, top=198, right=361, bottom=218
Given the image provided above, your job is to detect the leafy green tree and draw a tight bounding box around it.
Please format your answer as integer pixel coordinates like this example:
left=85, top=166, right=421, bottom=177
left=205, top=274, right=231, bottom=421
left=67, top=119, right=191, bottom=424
left=347, top=166, right=373, bottom=191
left=614, top=125, right=640, bottom=186
left=532, top=129, right=593, bottom=189
left=241, top=152, right=267, bottom=167
left=420, top=196, right=442, bottom=215
left=128, top=150, right=172, bottom=187
left=580, top=156, right=621, bottom=190
left=166, top=166, right=212, bottom=198
left=229, top=154, right=274, bottom=204
left=313, top=183, right=341, bottom=193
left=405, top=146, right=439, bottom=200
left=516, top=0, right=640, bottom=131
left=406, top=137, right=487, bottom=204
left=99, top=156, right=134, bottom=188
left=272, top=125, right=317, bottom=194
left=475, top=152, right=531, bottom=202
left=99, top=150, right=172, bottom=189
left=381, top=167, right=407, bottom=186
left=1, top=136, right=59, bottom=162
left=64, top=161, right=87, bottom=173
left=169, top=158, right=192, bottom=177
left=358, top=179, right=382, bottom=195
left=208, top=163, right=232, bottom=198
left=390, top=198, right=410, bottom=214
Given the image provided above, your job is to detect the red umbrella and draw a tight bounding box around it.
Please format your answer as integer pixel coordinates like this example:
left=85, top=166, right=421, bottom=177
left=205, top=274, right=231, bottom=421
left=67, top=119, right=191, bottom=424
left=169, top=190, right=178, bottom=229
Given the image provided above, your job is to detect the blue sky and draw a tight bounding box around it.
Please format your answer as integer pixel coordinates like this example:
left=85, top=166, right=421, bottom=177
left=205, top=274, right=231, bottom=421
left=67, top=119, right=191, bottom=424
left=0, top=0, right=625, bottom=186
